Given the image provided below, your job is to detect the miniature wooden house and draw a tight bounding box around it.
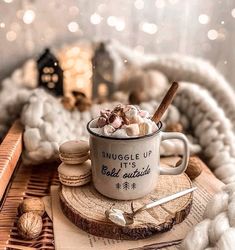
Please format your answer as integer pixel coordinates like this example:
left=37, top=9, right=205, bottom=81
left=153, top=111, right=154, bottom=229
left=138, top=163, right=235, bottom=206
left=37, top=48, right=64, bottom=96
left=92, top=42, right=116, bottom=99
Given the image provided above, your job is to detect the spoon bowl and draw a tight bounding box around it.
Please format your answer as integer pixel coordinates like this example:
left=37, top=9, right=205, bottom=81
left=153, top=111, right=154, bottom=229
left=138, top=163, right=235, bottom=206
left=105, top=187, right=197, bottom=226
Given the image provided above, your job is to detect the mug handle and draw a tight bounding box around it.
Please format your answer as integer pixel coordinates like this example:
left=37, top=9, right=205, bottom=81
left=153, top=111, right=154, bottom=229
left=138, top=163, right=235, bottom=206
left=159, top=132, right=190, bottom=175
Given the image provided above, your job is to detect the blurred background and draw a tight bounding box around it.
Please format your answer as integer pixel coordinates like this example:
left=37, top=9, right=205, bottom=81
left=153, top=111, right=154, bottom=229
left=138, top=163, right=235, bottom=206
left=0, top=0, right=235, bottom=86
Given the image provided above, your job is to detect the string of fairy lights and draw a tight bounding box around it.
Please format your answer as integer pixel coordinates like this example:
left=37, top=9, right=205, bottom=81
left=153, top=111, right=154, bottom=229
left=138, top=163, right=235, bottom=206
left=1, top=0, right=235, bottom=44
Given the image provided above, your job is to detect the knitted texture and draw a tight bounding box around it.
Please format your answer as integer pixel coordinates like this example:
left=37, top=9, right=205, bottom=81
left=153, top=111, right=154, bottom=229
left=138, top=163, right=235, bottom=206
left=144, top=54, right=235, bottom=128
left=174, top=83, right=235, bottom=184
left=0, top=79, right=31, bottom=138
left=181, top=183, right=235, bottom=249
left=20, top=88, right=199, bottom=164
left=110, top=41, right=235, bottom=129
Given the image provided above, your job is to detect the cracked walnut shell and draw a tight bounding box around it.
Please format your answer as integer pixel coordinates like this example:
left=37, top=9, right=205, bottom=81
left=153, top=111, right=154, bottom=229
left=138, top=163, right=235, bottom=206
left=17, top=212, right=43, bottom=240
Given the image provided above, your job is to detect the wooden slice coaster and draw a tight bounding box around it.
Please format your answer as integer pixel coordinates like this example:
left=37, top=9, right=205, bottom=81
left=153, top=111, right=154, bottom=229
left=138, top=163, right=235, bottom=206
left=60, top=173, right=193, bottom=240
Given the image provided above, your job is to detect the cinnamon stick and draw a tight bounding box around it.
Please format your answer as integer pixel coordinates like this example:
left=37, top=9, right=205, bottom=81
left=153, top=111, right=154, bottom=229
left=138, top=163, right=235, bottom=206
left=151, top=82, right=179, bottom=123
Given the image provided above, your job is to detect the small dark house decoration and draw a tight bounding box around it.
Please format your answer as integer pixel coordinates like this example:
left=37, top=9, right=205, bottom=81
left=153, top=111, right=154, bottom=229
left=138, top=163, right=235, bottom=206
left=92, top=42, right=116, bottom=99
left=37, top=48, right=64, bottom=96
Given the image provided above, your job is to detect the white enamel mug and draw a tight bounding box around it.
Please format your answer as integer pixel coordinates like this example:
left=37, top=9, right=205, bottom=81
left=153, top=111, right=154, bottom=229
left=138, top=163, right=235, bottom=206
left=87, top=120, right=189, bottom=200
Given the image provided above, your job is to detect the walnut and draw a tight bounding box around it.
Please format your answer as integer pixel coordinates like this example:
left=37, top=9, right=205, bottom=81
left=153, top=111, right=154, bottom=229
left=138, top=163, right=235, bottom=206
left=18, top=198, right=45, bottom=216
left=176, top=156, right=202, bottom=180
left=17, top=212, right=43, bottom=239
left=165, top=123, right=183, bottom=133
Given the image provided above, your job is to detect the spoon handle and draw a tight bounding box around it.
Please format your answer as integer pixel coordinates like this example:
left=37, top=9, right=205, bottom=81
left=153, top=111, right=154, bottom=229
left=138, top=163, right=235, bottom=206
left=134, top=187, right=197, bottom=215
left=151, top=82, right=179, bottom=123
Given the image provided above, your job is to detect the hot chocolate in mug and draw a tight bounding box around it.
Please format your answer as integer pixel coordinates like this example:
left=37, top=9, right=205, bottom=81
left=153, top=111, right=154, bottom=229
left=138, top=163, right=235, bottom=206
left=87, top=120, right=189, bottom=200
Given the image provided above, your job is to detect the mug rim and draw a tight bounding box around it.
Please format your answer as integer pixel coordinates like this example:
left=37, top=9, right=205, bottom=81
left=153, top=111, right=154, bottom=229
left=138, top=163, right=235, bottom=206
left=87, top=119, right=162, bottom=141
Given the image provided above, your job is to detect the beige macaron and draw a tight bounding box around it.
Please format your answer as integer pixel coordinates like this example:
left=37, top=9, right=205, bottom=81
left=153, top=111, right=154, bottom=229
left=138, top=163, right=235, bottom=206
left=58, top=160, right=91, bottom=186
left=59, top=140, right=90, bottom=165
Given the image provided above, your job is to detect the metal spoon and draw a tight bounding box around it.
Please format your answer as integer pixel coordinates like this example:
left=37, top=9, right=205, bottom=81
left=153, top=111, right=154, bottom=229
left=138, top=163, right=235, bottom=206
left=105, top=187, right=197, bottom=226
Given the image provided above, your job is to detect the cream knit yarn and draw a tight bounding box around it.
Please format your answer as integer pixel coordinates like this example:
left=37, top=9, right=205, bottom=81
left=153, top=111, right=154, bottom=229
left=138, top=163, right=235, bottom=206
left=20, top=88, right=200, bottom=164
left=174, top=83, right=235, bottom=184
left=110, top=41, right=235, bottom=129
left=181, top=183, right=235, bottom=250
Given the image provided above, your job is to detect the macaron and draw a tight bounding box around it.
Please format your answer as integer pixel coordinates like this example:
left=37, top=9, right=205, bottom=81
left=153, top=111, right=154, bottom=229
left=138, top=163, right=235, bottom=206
left=58, top=161, right=92, bottom=186
left=59, top=140, right=90, bottom=165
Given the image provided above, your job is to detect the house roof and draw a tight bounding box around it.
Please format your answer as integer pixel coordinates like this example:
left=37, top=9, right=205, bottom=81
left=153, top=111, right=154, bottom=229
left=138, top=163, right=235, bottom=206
left=37, top=48, right=60, bottom=69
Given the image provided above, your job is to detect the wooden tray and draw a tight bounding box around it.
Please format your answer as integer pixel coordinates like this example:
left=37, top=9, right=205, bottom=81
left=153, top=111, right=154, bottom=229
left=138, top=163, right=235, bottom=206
left=0, top=121, right=22, bottom=205
left=0, top=121, right=223, bottom=249
left=0, top=121, right=59, bottom=250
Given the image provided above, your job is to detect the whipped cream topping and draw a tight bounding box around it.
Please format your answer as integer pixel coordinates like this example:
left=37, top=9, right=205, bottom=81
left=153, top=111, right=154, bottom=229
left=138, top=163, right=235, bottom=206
left=89, top=105, right=158, bottom=138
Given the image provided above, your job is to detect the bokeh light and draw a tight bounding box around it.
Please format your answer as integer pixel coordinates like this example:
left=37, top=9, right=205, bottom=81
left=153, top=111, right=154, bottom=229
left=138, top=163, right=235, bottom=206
left=107, top=16, right=117, bottom=27
left=207, top=29, right=218, bottom=40
left=67, top=21, right=79, bottom=32
left=140, top=22, right=158, bottom=34
left=90, top=13, right=102, bottom=25
left=115, top=18, right=125, bottom=31
left=231, top=8, right=235, bottom=18
left=0, top=22, right=5, bottom=28
left=6, top=31, right=17, bottom=41
left=23, top=10, right=36, bottom=24
left=198, top=14, right=209, bottom=24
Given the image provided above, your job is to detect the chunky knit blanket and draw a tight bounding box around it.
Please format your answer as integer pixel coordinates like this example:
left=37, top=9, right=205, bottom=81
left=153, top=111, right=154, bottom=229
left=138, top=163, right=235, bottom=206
left=108, top=41, right=235, bottom=249
left=1, top=42, right=235, bottom=249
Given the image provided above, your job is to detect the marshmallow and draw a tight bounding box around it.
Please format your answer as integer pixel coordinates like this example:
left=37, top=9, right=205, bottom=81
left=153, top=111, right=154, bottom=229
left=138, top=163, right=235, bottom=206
left=139, top=122, right=152, bottom=136
left=131, top=115, right=144, bottom=124
left=103, top=125, right=115, bottom=136
left=100, top=109, right=111, bottom=119
left=109, top=114, right=123, bottom=128
left=89, top=118, right=99, bottom=128
left=97, top=117, right=107, bottom=127
left=90, top=104, right=157, bottom=138
left=125, top=124, right=140, bottom=136
left=125, top=105, right=138, bottom=120
left=139, top=110, right=150, bottom=118
left=112, top=128, right=128, bottom=138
